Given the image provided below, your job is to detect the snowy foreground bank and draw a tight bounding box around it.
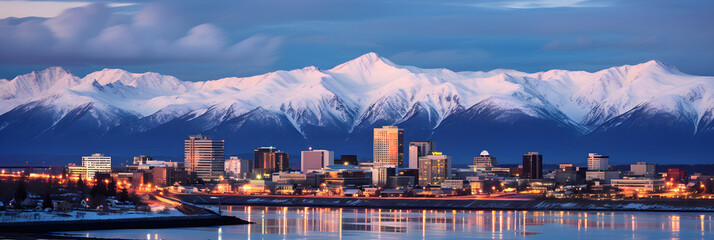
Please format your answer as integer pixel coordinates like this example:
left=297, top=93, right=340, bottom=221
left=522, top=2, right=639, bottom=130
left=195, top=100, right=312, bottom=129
left=0, top=204, right=250, bottom=232
left=0, top=205, right=185, bottom=223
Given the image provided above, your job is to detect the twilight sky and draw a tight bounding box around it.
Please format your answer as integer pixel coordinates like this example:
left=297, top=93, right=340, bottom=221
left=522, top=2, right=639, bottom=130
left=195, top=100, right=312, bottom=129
left=0, top=0, right=712, bottom=81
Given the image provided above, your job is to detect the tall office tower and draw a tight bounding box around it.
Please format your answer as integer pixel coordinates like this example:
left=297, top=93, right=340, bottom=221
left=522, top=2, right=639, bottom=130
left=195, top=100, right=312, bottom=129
left=587, top=153, right=609, bottom=171
left=408, top=141, right=435, bottom=169
left=373, top=126, right=404, bottom=168
left=473, top=150, right=498, bottom=167
left=335, top=155, right=358, bottom=165
left=254, top=146, right=276, bottom=170
left=184, top=135, right=225, bottom=181
left=301, top=149, right=334, bottom=172
left=522, top=152, right=543, bottom=179
left=275, top=152, right=290, bottom=172
left=133, top=155, right=152, bottom=165
left=254, top=146, right=290, bottom=175
left=82, top=153, right=111, bottom=180
left=418, top=153, right=451, bottom=186
left=225, top=156, right=252, bottom=179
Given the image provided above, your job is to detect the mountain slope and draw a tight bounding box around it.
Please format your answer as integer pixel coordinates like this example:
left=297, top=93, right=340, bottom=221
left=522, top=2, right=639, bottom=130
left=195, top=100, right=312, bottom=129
left=1, top=53, right=713, bottom=164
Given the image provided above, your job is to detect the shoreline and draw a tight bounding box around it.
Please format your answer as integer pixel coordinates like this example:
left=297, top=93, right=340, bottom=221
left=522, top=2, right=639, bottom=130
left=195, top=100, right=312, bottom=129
left=0, top=214, right=249, bottom=233
left=173, top=194, right=714, bottom=212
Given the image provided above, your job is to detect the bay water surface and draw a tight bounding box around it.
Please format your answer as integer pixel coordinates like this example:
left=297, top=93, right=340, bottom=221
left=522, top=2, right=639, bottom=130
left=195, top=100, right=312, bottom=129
left=64, top=206, right=714, bottom=239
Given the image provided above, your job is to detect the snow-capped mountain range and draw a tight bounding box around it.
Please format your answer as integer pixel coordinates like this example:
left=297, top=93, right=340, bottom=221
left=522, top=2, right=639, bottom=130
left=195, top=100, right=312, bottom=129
left=1, top=53, right=713, bottom=164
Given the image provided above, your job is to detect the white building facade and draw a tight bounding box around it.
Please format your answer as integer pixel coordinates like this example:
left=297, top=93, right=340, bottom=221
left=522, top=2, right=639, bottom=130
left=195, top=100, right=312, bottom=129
left=587, top=153, right=609, bottom=171
left=82, top=153, right=111, bottom=180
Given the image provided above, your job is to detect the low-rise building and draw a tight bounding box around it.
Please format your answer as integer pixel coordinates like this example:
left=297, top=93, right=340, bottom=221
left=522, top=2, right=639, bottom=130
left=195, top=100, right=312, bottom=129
left=240, top=180, right=274, bottom=195
left=700, top=175, right=714, bottom=194
left=442, top=179, right=465, bottom=190
left=611, top=179, right=665, bottom=192
left=67, top=164, right=87, bottom=180
left=372, top=165, right=396, bottom=187
left=213, top=183, right=232, bottom=193
left=666, top=168, right=687, bottom=182
left=555, top=164, right=587, bottom=185
left=387, top=175, right=414, bottom=189
left=274, top=184, right=296, bottom=195
left=225, top=157, right=252, bottom=179
left=630, top=162, right=656, bottom=178
left=323, top=164, right=371, bottom=187
left=271, top=171, right=322, bottom=187
left=473, top=150, right=497, bottom=167
left=586, top=170, right=620, bottom=183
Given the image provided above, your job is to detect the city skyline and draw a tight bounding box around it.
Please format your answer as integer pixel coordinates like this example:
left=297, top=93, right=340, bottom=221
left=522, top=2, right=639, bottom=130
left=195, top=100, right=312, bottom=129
left=1, top=1, right=713, bottom=239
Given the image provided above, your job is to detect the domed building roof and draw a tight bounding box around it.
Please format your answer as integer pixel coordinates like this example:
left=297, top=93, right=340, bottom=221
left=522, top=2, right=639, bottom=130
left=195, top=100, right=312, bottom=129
left=480, top=150, right=490, bottom=156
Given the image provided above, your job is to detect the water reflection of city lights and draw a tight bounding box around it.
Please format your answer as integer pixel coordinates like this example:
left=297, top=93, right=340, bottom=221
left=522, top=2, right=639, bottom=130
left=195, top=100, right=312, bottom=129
left=222, top=206, right=713, bottom=238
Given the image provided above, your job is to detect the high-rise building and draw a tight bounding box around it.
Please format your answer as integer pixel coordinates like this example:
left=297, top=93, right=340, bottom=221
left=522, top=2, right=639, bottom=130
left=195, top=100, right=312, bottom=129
left=133, top=155, right=152, bottom=165
left=225, top=156, right=252, bottom=179
left=630, top=162, right=656, bottom=178
left=587, top=153, right=609, bottom=171
left=301, top=149, right=334, bottom=172
left=473, top=150, right=497, bottom=167
left=82, top=153, right=111, bottom=180
left=373, top=126, right=404, bottom=168
left=522, top=152, right=542, bottom=179
left=335, top=155, right=358, bottom=165
left=408, top=141, right=435, bottom=169
left=254, top=146, right=290, bottom=176
left=184, top=135, right=225, bottom=181
left=276, top=152, right=289, bottom=172
left=418, top=153, right=451, bottom=186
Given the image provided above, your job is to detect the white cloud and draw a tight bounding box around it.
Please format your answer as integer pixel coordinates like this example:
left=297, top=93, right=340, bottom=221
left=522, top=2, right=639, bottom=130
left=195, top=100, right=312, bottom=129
left=0, top=1, right=134, bottom=18
left=0, top=2, right=283, bottom=68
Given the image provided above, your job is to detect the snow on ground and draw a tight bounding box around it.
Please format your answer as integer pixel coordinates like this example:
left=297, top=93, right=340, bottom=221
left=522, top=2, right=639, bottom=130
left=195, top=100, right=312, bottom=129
left=0, top=205, right=187, bottom=223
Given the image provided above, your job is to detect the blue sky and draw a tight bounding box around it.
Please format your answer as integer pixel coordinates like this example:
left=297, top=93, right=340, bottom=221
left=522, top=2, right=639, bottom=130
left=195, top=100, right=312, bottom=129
left=0, top=0, right=712, bottom=81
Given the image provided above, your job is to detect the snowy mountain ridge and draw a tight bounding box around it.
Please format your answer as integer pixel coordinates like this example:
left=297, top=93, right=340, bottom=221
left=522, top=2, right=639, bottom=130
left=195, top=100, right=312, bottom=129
left=1, top=53, right=713, bottom=162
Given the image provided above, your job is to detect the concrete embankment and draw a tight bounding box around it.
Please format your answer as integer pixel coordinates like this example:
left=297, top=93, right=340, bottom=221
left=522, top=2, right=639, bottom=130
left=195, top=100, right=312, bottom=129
left=174, top=194, right=714, bottom=212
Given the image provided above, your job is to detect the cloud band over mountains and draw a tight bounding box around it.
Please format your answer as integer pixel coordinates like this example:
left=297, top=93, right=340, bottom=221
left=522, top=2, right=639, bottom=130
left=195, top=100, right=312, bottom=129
left=0, top=3, right=282, bottom=67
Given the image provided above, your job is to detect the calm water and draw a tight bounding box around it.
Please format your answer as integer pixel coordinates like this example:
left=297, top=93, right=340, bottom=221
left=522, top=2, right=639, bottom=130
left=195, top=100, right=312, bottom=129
left=64, top=206, right=714, bottom=239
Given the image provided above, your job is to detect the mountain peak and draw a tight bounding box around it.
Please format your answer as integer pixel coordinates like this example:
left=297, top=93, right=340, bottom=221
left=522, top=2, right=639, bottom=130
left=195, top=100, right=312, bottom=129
left=301, top=66, right=320, bottom=71
left=29, top=66, right=75, bottom=82
left=41, top=66, right=72, bottom=75
left=630, top=60, right=681, bottom=74
left=84, top=68, right=134, bottom=85
left=330, top=52, right=397, bottom=72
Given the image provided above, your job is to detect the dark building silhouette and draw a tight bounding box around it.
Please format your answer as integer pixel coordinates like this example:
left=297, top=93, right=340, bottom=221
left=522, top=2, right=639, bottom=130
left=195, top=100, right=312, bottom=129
left=335, top=155, right=358, bottom=165
left=253, top=146, right=290, bottom=177
left=523, top=152, right=543, bottom=179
